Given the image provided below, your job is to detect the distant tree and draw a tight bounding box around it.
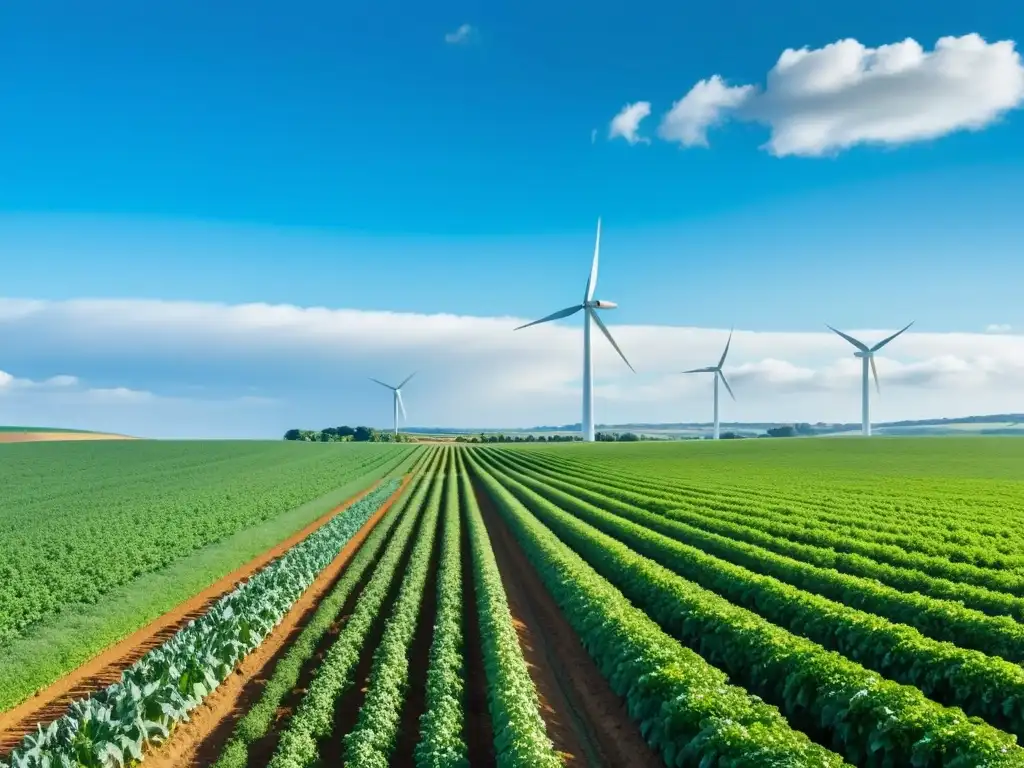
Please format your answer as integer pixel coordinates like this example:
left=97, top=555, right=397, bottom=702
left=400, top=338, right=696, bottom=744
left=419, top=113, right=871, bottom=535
left=284, top=429, right=302, bottom=441
left=618, top=432, right=640, bottom=441
left=353, top=426, right=374, bottom=442
left=766, top=425, right=798, bottom=438
left=720, top=431, right=742, bottom=439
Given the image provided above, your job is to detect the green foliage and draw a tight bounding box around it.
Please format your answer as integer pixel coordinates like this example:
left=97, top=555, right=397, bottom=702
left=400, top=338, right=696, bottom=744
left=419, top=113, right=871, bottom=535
left=266, top=449, right=444, bottom=768
left=210, top=450, right=432, bottom=768
left=465, top=450, right=847, bottom=767
left=482, top=448, right=1024, bottom=741
left=343, top=450, right=448, bottom=766
left=284, top=425, right=415, bottom=442
left=472, top=452, right=1024, bottom=767
left=414, top=451, right=469, bottom=768
left=0, top=441, right=412, bottom=648
left=0, top=479, right=402, bottom=768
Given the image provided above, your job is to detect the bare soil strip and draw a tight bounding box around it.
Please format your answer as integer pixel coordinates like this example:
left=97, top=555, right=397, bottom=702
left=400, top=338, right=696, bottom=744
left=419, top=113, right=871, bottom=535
left=390, top=502, right=442, bottom=766
left=148, top=474, right=413, bottom=768
left=319, top=503, right=428, bottom=765
left=0, top=474, right=400, bottom=754
left=461, top=499, right=497, bottom=768
left=474, top=482, right=663, bottom=768
left=0, top=431, right=136, bottom=443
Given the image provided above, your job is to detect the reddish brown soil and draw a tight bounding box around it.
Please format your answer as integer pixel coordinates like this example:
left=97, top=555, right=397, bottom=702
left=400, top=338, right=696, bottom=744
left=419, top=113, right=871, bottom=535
left=144, top=474, right=412, bottom=768
left=319, top=504, right=428, bottom=765
left=0, top=431, right=136, bottom=443
left=390, top=503, right=442, bottom=766
left=473, top=481, right=663, bottom=768
left=0, top=475, right=400, bottom=755
left=461, top=501, right=497, bottom=768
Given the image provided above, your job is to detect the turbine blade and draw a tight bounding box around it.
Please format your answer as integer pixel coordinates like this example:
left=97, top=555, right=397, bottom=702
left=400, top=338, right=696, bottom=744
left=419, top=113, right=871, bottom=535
left=589, top=308, right=635, bottom=373
left=396, top=390, right=407, bottom=420
left=584, top=217, right=601, bottom=303
left=719, top=370, right=736, bottom=401
left=682, top=367, right=717, bottom=373
left=869, top=355, right=880, bottom=395
left=397, top=371, right=417, bottom=389
left=825, top=324, right=870, bottom=353
left=718, top=327, right=734, bottom=369
left=370, top=377, right=396, bottom=390
left=514, top=304, right=584, bottom=331
left=870, top=321, right=915, bottom=352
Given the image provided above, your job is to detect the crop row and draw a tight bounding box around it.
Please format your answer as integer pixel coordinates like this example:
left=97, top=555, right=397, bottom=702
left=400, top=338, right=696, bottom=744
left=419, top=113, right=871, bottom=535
left=496, top=449, right=1024, bottom=642
left=470, top=450, right=1024, bottom=767
left=517, top=450, right=1024, bottom=568
left=0, top=475, right=405, bottom=768
left=211, top=448, right=435, bottom=768
left=464, top=449, right=849, bottom=766
left=266, top=449, right=443, bottom=768
left=477, top=448, right=1024, bottom=740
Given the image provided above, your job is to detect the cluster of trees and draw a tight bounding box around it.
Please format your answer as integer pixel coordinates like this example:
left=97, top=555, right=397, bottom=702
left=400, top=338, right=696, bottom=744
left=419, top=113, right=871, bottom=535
left=765, top=423, right=818, bottom=438
left=283, top=426, right=414, bottom=443
left=452, top=433, right=582, bottom=443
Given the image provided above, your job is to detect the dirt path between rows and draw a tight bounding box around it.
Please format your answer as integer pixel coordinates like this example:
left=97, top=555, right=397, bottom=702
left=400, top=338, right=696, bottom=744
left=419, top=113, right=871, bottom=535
left=473, top=481, right=663, bottom=768
left=0, top=473, right=405, bottom=757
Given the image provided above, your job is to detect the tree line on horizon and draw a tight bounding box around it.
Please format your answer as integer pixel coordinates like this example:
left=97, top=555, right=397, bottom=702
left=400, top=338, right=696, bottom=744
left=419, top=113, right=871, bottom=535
left=283, top=426, right=414, bottom=443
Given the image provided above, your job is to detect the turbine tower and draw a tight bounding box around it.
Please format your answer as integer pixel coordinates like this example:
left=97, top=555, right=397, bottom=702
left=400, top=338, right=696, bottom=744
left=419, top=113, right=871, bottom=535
left=826, top=322, right=914, bottom=436
left=514, top=218, right=634, bottom=442
left=683, top=329, right=735, bottom=440
left=370, top=372, right=416, bottom=436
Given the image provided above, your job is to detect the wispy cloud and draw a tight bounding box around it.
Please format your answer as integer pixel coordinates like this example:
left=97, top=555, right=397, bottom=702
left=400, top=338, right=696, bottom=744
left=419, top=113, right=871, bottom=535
left=986, top=323, right=1013, bottom=333
left=621, top=34, right=1024, bottom=156
left=1, top=297, right=1023, bottom=436
left=444, top=23, right=474, bottom=45
left=609, top=101, right=652, bottom=144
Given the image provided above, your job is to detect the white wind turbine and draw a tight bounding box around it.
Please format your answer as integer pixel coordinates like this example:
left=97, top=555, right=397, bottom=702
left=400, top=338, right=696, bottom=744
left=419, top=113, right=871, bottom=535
left=514, top=218, right=634, bottom=442
left=369, top=372, right=416, bottom=436
left=826, top=322, right=914, bottom=436
left=683, top=329, right=736, bottom=440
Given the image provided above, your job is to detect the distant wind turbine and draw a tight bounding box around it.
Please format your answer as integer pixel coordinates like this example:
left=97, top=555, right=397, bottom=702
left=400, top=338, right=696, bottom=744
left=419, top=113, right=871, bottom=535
left=826, top=322, right=914, bottom=436
left=683, top=328, right=735, bottom=440
left=370, top=372, right=416, bottom=435
left=514, top=218, right=634, bottom=442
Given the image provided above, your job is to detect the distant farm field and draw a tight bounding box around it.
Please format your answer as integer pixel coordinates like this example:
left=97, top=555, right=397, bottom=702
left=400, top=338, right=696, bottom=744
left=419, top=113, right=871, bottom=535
left=6, top=437, right=1024, bottom=768
left=0, top=440, right=415, bottom=711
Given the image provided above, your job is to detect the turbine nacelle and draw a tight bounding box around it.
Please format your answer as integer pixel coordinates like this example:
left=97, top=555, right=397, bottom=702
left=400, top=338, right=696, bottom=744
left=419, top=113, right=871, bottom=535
left=853, top=350, right=872, bottom=358
left=589, top=300, right=617, bottom=310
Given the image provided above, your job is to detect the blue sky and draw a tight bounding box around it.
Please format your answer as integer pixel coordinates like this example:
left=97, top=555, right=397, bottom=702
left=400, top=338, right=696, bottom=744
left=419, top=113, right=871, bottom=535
left=1, top=1, right=1023, bottom=435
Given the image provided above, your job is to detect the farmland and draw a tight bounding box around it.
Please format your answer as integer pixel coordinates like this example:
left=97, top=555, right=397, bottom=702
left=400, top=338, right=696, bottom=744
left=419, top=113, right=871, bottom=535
left=3, top=437, right=1024, bottom=767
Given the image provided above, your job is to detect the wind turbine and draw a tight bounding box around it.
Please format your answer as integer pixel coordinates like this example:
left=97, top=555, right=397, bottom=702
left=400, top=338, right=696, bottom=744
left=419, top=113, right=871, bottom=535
left=369, top=372, right=416, bottom=436
left=826, top=322, right=914, bottom=436
left=514, top=218, right=634, bottom=442
left=683, top=329, right=735, bottom=440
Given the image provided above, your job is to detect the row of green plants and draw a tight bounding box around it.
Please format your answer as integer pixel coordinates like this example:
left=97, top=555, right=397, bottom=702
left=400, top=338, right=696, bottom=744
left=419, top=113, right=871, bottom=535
left=518, top=448, right=1024, bottom=556
left=342, top=450, right=447, bottom=766
left=519, top=450, right=1024, bottom=576
left=479, top=449, right=1024, bottom=740
left=0, top=444, right=410, bottom=651
left=0, top=476, right=404, bottom=768
left=460, top=452, right=562, bottom=767
left=464, top=451, right=849, bottom=767
left=474, top=455, right=1024, bottom=767
left=413, top=450, right=469, bottom=767
left=496, top=449, right=1024, bottom=659
left=266, top=450, right=443, bottom=768
left=211, top=449, right=434, bottom=768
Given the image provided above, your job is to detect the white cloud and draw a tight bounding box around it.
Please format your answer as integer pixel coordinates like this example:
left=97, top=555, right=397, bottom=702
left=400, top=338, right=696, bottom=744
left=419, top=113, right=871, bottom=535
left=609, top=101, right=653, bottom=144
left=655, top=33, right=1024, bottom=156
left=987, top=323, right=1013, bottom=333
left=658, top=76, right=755, bottom=146
left=444, top=23, right=474, bottom=45
left=1, top=298, right=1023, bottom=436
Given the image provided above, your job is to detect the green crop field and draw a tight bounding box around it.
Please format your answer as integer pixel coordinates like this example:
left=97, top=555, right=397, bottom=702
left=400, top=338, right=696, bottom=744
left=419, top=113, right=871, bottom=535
left=6, top=437, right=1024, bottom=768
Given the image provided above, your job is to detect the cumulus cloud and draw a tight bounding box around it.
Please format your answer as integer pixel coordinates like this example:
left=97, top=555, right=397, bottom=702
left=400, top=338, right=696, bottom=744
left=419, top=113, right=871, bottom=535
left=658, top=76, right=755, bottom=146
left=987, top=323, right=1013, bottom=333
left=444, top=23, right=474, bottom=45
left=609, top=101, right=653, bottom=144
left=1, top=298, right=1023, bottom=436
left=652, top=33, right=1024, bottom=156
